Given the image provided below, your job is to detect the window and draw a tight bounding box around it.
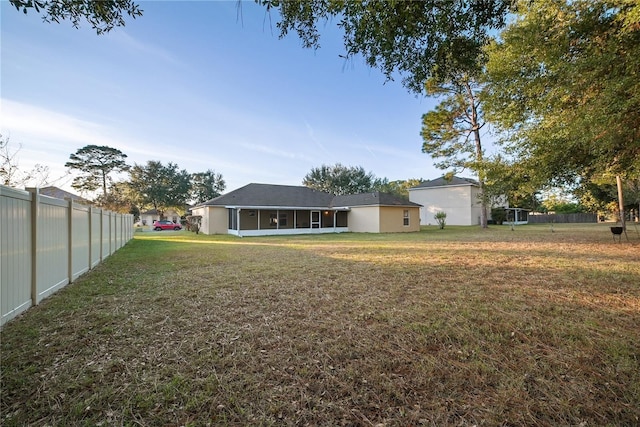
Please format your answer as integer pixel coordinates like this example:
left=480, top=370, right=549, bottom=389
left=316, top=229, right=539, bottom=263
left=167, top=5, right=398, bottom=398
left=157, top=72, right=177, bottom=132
left=403, top=210, right=410, bottom=226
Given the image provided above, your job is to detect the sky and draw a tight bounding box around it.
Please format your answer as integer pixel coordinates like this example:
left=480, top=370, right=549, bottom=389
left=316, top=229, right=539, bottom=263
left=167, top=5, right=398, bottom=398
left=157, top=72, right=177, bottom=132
left=1, top=0, right=448, bottom=195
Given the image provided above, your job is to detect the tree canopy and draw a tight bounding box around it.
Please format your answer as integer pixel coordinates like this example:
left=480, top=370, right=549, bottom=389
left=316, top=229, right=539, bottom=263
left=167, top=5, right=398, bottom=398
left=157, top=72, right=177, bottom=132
left=258, top=0, right=511, bottom=93
left=483, top=0, right=640, bottom=183
left=9, top=0, right=143, bottom=34
left=65, top=145, right=129, bottom=197
left=303, top=163, right=382, bottom=195
left=128, top=161, right=191, bottom=218
left=190, top=170, right=226, bottom=204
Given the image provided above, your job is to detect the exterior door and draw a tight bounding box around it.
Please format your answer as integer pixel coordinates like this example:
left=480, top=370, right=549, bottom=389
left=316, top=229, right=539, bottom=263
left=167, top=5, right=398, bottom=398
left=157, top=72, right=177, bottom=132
left=311, top=211, right=321, bottom=228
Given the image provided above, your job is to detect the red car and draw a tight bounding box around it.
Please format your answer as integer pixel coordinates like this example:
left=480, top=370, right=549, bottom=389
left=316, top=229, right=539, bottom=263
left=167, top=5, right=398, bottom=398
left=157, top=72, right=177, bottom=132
left=153, top=220, right=182, bottom=231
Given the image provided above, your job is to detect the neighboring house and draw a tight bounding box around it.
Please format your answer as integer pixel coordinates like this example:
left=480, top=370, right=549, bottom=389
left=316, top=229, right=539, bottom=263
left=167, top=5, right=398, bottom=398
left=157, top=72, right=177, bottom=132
left=38, top=186, right=91, bottom=204
left=409, top=176, right=507, bottom=226
left=190, top=183, right=422, bottom=236
left=139, top=208, right=182, bottom=226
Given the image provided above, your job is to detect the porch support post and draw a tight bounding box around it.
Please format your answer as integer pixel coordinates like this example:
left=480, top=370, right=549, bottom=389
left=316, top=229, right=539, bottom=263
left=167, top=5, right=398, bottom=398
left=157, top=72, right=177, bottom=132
left=237, top=208, right=241, bottom=237
left=277, top=209, right=280, bottom=229
left=257, top=210, right=260, bottom=230
left=333, top=210, right=337, bottom=231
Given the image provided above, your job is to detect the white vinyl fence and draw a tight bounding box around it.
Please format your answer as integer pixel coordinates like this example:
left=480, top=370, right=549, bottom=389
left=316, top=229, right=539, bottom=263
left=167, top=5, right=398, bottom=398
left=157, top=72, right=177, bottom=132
left=1, top=185, right=134, bottom=326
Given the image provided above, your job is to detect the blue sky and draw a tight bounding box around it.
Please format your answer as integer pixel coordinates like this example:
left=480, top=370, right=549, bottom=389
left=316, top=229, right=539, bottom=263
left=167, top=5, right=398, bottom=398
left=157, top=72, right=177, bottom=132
left=1, top=1, right=447, bottom=194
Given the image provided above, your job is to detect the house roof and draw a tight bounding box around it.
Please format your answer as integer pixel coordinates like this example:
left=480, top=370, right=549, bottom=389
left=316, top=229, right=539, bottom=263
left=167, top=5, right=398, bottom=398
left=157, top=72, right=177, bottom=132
left=410, top=176, right=479, bottom=189
left=199, top=183, right=335, bottom=208
left=197, top=183, right=421, bottom=209
left=332, top=192, right=421, bottom=208
left=38, top=186, right=91, bottom=204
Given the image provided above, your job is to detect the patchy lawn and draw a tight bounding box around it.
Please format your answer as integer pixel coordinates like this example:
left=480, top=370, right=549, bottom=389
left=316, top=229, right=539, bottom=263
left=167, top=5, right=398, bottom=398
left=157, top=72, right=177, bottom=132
left=2, top=223, right=639, bottom=426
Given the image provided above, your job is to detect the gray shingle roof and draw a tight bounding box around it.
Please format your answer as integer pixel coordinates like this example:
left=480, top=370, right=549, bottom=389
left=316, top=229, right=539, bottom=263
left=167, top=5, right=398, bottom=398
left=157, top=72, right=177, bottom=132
left=200, top=183, right=335, bottom=208
left=332, top=192, right=421, bottom=208
left=39, top=186, right=91, bottom=204
left=411, top=176, right=478, bottom=189
left=198, top=184, right=421, bottom=209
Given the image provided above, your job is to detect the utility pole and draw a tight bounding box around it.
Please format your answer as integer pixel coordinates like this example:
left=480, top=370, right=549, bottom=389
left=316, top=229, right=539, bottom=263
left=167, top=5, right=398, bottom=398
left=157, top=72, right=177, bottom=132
left=616, top=175, right=625, bottom=229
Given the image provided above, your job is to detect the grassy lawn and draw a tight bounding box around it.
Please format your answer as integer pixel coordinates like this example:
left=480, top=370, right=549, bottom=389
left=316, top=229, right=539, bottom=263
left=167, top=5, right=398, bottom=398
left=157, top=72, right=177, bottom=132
left=2, top=223, right=639, bottom=426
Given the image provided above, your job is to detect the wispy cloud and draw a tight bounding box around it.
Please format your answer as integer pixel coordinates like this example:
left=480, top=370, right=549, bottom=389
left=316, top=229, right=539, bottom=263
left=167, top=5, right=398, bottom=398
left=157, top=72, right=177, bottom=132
left=110, top=30, right=184, bottom=67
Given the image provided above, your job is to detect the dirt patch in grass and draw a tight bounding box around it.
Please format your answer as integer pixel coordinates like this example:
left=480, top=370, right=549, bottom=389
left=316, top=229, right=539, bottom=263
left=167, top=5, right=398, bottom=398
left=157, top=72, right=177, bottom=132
left=2, top=224, right=639, bottom=426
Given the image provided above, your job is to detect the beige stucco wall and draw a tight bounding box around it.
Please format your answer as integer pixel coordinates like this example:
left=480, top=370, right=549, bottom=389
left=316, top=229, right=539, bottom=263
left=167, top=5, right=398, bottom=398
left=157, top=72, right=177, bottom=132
left=379, top=206, right=421, bottom=232
left=191, top=206, right=228, bottom=235
left=409, top=185, right=480, bottom=226
left=348, top=206, right=380, bottom=232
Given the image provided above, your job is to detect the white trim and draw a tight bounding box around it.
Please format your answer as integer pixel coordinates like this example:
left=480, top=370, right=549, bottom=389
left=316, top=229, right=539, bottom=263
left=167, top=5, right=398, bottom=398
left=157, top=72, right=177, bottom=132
left=234, top=227, right=349, bottom=237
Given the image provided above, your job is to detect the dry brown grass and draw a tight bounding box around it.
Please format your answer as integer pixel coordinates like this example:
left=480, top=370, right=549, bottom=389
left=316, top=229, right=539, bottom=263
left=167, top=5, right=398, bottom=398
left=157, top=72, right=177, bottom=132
left=1, top=223, right=639, bottom=426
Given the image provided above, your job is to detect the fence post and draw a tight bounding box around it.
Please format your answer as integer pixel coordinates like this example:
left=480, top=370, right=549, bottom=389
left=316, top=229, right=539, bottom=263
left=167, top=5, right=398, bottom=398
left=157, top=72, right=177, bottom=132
left=88, top=206, right=93, bottom=269
left=28, top=188, right=39, bottom=306
left=68, top=199, right=73, bottom=283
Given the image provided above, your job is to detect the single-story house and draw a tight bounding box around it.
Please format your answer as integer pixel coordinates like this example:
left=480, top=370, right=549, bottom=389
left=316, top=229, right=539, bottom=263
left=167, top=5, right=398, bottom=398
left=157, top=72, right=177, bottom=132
left=409, top=176, right=507, bottom=226
left=139, top=208, right=182, bottom=226
left=191, top=183, right=422, bottom=236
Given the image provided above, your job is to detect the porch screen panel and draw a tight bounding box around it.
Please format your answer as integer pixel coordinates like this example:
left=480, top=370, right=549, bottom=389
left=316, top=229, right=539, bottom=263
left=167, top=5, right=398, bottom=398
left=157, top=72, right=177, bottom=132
left=228, top=209, right=238, bottom=230
left=336, top=211, right=348, bottom=227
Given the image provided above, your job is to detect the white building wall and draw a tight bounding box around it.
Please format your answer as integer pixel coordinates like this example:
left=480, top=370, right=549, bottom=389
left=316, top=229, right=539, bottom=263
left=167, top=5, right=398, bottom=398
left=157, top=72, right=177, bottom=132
left=409, top=185, right=480, bottom=226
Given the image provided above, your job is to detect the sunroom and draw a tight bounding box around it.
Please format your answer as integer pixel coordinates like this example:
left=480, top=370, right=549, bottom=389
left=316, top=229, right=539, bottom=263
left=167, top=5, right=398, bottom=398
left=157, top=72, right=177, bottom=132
left=227, top=207, right=350, bottom=237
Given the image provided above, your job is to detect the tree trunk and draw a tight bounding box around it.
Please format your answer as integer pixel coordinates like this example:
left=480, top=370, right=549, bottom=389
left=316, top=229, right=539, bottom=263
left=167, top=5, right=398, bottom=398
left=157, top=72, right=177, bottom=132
left=466, top=81, right=488, bottom=228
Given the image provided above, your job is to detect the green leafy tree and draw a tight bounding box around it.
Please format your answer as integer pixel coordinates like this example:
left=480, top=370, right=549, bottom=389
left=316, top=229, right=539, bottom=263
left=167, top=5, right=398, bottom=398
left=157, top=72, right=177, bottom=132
left=65, top=145, right=129, bottom=198
left=482, top=155, right=544, bottom=211
left=484, top=0, right=640, bottom=183
left=374, top=178, right=423, bottom=199
left=190, top=170, right=226, bottom=204
left=94, top=181, right=139, bottom=219
left=303, top=163, right=379, bottom=195
left=9, top=0, right=143, bottom=34
left=128, top=161, right=191, bottom=219
left=258, top=0, right=511, bottom=94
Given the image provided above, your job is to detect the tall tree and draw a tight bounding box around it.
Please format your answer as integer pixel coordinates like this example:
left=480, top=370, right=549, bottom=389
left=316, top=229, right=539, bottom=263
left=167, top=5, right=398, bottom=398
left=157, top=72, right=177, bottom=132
left=128, top=160, right=191, bottom=218
left=65, top=145, right=129, bottom=197
left=303, top=163, right=379, bottom=195
left=421, top=72, right=491, bottom=227
left=258, top=0, right=511, bottom=94
left=190, top=170, right=226, bottom=204
left=9, top=0, right=143, bottom=34
left=1, top=134, right=51, bottom=188
left=483, top=0, right=640, bottom=183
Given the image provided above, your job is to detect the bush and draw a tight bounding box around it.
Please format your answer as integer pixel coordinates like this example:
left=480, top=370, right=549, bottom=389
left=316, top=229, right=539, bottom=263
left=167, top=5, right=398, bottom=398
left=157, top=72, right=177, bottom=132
left=434, top=211, right=447, bottom=229
left=491, top=208, right=507, bottom=225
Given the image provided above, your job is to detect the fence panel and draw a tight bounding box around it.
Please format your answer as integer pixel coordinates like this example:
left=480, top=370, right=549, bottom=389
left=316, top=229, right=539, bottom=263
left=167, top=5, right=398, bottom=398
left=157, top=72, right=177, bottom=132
left=36, top=195, right=70, bottom=303
left=0, top=187, right=33, bottom=325
left=101, top=211, right=111, bottom=258
left=528, top=213, right=598, bottom=223
left=90, top=208, right=102, bottom=267
left=71, top=202, right=91, bottom=281
left=1, top=185, right=134, bottom=327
